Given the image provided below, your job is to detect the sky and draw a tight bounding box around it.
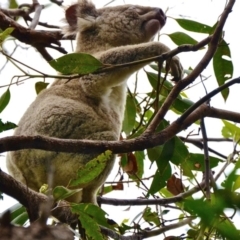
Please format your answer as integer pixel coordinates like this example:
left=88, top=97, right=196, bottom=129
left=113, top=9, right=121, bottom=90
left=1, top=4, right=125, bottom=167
left=1, top=0, right=240, bottom=239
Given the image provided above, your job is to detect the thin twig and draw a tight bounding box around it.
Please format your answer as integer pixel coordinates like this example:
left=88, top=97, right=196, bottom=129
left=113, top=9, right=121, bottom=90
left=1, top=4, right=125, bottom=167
left=180, top=137, right=227, bottom=159
left=29, top=1, right=44, bottom=29
left=200, top=117, right=211, bottom=199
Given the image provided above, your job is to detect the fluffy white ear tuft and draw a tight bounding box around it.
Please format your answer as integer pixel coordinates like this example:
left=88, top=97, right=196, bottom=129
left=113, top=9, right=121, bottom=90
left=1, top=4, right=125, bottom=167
left=77, top=17, right=95, bottom=31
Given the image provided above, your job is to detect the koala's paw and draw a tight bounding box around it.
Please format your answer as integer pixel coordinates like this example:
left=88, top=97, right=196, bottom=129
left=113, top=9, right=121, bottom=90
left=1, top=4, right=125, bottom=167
left=169, top=56, right=184, bottom=82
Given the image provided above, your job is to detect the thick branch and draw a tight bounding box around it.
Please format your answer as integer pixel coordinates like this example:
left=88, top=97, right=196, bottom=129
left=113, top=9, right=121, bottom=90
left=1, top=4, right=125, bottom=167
left=0, top=169, right=76, bottom=224
left=1, top=103, right=240, bottom=156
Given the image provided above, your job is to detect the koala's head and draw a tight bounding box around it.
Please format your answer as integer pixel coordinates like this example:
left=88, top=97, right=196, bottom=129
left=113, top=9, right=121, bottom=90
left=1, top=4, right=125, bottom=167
left=63, top=0, right=166, bottom=52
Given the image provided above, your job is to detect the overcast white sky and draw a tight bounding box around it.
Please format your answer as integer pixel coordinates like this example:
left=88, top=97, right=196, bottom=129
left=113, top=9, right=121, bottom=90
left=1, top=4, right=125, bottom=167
left=1, top=0, right=240, bottom=238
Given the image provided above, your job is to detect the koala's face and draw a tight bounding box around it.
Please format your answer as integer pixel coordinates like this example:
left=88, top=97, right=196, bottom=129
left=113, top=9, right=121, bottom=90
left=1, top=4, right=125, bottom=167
left=96, top=5, right=167, bottom=45
left=65, top=1, right=166, bottom=48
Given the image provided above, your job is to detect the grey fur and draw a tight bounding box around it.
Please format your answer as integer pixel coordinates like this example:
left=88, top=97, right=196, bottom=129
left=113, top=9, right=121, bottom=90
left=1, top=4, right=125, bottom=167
left=7, top=0, right=183, bottom=204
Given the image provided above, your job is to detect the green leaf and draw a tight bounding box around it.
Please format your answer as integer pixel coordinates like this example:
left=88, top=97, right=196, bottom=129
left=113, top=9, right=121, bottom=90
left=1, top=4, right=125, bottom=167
left=213, top=40, right=233, bottom=101
left=5, top=203, right=28, bottom=225
left=232, top=175, right=240, bottom=191
left=0, top=88, right=10, bottom=113
left=119, top=221, right=134, bottom=235
left=122, top=94, right=137, bottom=135
left=171, top=97, right=194, bottom=114
left=147, top=146, right=163, bottom=161
left=187, top=229, right=199, bottom=238
left=102, top=185, right=113, bottom=195
left=181, top=153, right=223, bottom=177
left=11, top=212, right=29, bottom=225
left=52, top=186, right=81, bottom=201
left=148, top=139, right=174, bottom=195
left=9, top=0, right=18, bottom=9
left=167, top=32, right=199, bottom=46
left=170, top=137, right=189, bottom=165
left=222, top=120, right=240, bottom=141
left=222, top=159, right=240, bottom=191
left=0, top=28, right=14, bottom=45
left=131, top=151, right=144, bottom=180
left=184, top=197, right=240, bottom=239
left=156, top=138, right=175, bottom=170
left=148, top=165, right=171, bottom=195
left=71, top=203, right=112, bottom=229
left=145, top=71, right=173, bottom=97
left=79, top=212, right=104, bottom=240
left=143, top=207, right=161, bottom=226
left=35, top=82, right=49, bottom=95
left=0, top=119, right=17, bottom=133
left=70, top=150, right=112, bottom=187
left=120, top=153, right=128, bottom=167
left=49, top=53, right=103, bottom=75
left=175, top=19, right=212, bottom=34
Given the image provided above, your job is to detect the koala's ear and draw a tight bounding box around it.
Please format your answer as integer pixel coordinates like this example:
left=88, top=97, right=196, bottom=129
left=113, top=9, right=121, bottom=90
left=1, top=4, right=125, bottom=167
left=63, top=1, right=97, bottom=36
left=62, top=4, right=79, bottom=36
left=65, top=4, right=78, bottom=28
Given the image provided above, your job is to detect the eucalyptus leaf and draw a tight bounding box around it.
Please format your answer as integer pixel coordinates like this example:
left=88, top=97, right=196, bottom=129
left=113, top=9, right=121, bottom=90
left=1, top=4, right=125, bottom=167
left=148, top=164, right=171, bottom=195
left=122, top=94, right=137, bottom=135
left=35, top=82, right=49, bottom=95
left=79, top=212, right=104, bottom=240
left=1, top=203, right=28, bottom=226
left=181, top=153, right=223, bottom=177
left=70, top=150, right=112, bottom=187
left=49, top=53, right=103, bottom=75
left=53, top=186, right=81, bottom=201
left=175, top=18, right=212, bottom=34
left=0, top=28, right=14, bottom=45
left=167, top=32, right=199, bottom=46
left=0, top=119, right=17, bottom=133
left=0, top=88, right=10, bottom=113
left=71, top=203, right=112, bottom=229
left=171, top=97, right=194, bottom=114
left=170, top=137, right=189, bottom=165
left=213, top=39, right=233, bottom=101
left=9, top=0, right=18, bottom=8
left=222, top=120, right=240, bottom=141
left=143, top=207, right=161, bottom=226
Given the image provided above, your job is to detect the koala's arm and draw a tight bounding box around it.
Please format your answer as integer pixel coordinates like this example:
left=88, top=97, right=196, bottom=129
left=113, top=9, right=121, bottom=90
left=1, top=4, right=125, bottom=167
left=98, top=42, right=181, bottom=76
left=82, top=41, right=183, bottom=97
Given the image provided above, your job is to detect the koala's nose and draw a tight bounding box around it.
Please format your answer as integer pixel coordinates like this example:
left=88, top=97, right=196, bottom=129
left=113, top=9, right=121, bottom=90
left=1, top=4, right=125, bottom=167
left=155, top=8, right=167, bottom=26
left=159, top=8, right=166, bottom=21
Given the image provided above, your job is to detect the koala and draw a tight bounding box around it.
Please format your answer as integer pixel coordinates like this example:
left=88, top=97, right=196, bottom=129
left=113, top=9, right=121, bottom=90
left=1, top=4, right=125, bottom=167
left=6, top=0, right=183, bottom=205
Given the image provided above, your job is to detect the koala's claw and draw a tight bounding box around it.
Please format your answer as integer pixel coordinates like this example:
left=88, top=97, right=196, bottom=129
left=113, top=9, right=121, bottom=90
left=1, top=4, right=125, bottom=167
left=169, top=56, right=184, bottom=82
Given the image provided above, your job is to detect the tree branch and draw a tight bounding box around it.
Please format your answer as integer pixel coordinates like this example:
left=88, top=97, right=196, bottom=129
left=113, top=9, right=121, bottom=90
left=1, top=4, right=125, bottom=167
left=0, top=169, right=77, bottom=224
left=144, top=0, right=236, bottom=134
left=1, top=99, right=240, bottom=156
left=0, top=9, right=68, bottom=60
